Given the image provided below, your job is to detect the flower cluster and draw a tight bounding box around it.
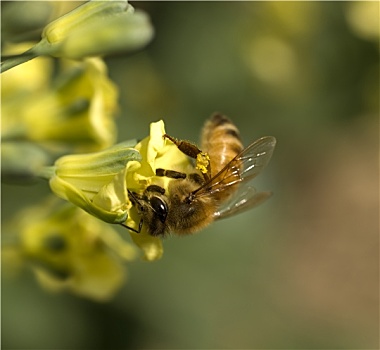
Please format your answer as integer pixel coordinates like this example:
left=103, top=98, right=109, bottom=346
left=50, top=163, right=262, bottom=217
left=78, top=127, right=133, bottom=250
left=2, top=52, right=118, bottom=152
left=1, top=0, right=154, bottom=72
left=3, top=198, right=137, bottom=301
left=1, top=0, right=162, bottom=300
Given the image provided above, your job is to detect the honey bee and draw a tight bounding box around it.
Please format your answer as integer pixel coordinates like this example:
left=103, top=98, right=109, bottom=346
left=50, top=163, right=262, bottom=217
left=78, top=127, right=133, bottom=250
left=126, top=113, right=276, bottom=237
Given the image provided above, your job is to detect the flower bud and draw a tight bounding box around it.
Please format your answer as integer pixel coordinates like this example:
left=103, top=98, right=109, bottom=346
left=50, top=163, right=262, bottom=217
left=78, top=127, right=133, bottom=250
left=43, top=1, right=130, bottom=44
left=35, top=0, right=154, bottom=59
left=49, top=140, right=141, bottom=224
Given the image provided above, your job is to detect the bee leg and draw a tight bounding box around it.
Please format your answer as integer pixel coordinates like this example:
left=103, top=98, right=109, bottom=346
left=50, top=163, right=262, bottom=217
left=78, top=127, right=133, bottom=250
left=146, top=184, right=166, bottom=194
left=156, top=168, right=187, bottom=179
left=163, top=134, right=202, bottom=159
left=121, top=190, right=144, bottom=233
left=119, top=218, right=143, bottom=233
left=163, top=134, right=212, bottom=181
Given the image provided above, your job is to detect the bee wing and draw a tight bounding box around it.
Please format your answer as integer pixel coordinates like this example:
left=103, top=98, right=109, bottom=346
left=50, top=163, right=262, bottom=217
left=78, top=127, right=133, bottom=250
left=193, top=136, right=276, bottom=197
left=213, top=187, right=272, bottom=220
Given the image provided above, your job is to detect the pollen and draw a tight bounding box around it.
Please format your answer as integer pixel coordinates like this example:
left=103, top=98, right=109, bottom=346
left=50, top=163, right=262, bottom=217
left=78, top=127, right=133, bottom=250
left=196, top=152, right=210, bottom=174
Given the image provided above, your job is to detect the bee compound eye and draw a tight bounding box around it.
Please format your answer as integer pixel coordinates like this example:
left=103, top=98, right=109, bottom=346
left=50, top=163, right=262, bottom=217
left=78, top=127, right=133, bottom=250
left=150, top=196, right=168, bottom=223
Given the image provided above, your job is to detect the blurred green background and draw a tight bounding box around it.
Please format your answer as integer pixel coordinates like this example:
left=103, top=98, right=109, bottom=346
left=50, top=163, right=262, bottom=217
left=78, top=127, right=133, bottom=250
left=2, top=1, right=379, bottom=349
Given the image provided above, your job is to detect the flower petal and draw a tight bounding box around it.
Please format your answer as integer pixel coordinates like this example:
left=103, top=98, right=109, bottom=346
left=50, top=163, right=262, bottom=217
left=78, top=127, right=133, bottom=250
left=129, top=228, right=164, bottom=261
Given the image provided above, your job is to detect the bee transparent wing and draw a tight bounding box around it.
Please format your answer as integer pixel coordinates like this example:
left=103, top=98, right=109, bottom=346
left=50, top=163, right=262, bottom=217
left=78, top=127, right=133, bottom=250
left=235, top=135, right=277, bottom=182
left=193, top=136, right=276, bottom=197
left=213, top=187, right=272, bottom=220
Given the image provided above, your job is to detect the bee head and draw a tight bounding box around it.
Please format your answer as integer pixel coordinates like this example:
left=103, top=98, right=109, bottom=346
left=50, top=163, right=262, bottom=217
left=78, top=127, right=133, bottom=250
left=129, top=185, right=170, bottom=237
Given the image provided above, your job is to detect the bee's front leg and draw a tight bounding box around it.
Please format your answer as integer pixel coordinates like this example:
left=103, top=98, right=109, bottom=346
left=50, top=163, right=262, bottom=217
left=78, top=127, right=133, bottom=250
left=121, top=190, right=145, bottom=233
left=119, top=218, right=143, bottom=233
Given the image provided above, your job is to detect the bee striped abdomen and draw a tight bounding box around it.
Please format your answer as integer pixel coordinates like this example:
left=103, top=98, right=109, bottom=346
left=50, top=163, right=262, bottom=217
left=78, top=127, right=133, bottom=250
left=201, top=113, right=244, bottom=177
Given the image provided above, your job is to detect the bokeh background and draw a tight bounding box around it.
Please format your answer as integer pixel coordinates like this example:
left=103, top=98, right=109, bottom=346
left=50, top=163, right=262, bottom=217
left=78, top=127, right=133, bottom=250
left=2, top=1, right=379, bottom=349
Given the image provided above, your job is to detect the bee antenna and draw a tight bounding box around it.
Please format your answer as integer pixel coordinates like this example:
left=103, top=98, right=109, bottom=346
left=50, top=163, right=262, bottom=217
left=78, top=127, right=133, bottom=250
left=127, top=189, right=137, bottom=200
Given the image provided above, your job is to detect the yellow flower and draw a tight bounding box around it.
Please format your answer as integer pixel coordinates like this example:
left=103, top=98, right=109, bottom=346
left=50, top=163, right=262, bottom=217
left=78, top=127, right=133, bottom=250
left=2, top=56, right=118, bottom=151
left=125, top=121, right=191, bottom=260
left=3, top=199, right=137, bottom=301
left=48, top=121, right=191, bottom=260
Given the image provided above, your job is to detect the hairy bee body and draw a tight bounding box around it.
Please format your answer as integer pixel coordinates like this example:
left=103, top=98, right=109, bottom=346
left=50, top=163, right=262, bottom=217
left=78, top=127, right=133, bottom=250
left=128, top=113, right=276, bottom=237
left=145, top=180, right=217, bottom=236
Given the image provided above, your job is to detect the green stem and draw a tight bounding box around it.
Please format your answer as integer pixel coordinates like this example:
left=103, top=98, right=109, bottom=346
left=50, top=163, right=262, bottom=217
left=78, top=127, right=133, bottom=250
left=1, top=39, right=53, bottom=73
left=38, top=166, right=56, bottom=180
left=1, top=48, right=39, bottom=73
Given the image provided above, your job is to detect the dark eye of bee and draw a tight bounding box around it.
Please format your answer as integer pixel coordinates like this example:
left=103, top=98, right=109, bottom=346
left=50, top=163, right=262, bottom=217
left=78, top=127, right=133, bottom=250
left=150, top=196, right=168, bottom=223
